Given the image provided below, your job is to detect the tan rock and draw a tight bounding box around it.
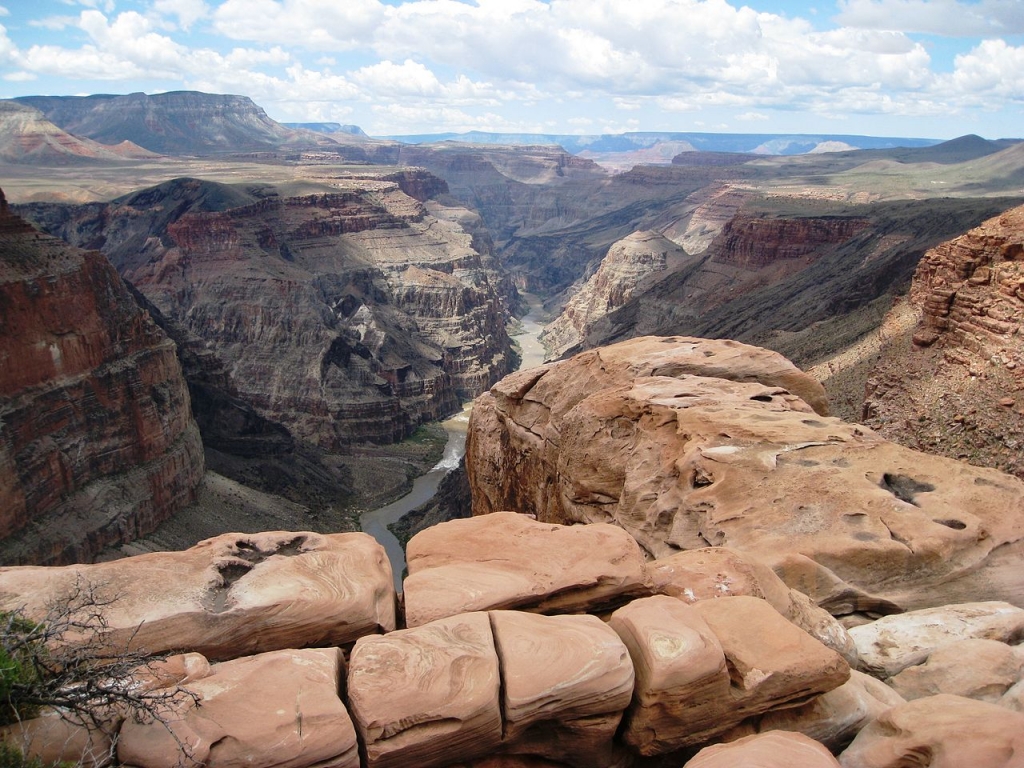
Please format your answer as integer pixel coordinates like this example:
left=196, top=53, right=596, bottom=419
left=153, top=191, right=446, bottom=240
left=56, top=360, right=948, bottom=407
left=0, top=531, right=396, bottom=661
left=839, top=694, right=1024, bottom=768
left=490, top=610, right=633, bottom=767
left=651, top=547, right=857, bottom=664
left=609, top=595, right=849, bottom=755
left=0, top=710, right=113, bottom=768
left=347, top=611, right=502, bottom=768
left=117, top=647, right=359, bottom=768
left=735, top=670, right=906, bottom=752
left=403, top=512, right=652, bottom=627
left=686, top=731, right=842, bottom=768
left=887, top=638, right=1024, bottom=702
left=848, top=602, right=1024, bottom=677
left=466, top=337, right=1024, bottom=612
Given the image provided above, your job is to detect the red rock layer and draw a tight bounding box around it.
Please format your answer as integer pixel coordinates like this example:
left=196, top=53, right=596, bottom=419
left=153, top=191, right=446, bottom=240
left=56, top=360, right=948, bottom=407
left=712, top=214, right=869, bottom=272
left=864, top=205, right=1024, bottom=477
left=0, top=189, right=203, bottom=564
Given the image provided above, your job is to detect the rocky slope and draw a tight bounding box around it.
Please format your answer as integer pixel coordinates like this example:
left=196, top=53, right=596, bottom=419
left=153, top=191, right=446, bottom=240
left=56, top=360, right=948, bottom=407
left=0, top=101, right=156, bottom=164
left=861, top=204, right=1024, bottom=479
left=18, top=172, right=514, bottom=448
left=580, top=198, right=1024, bottom=368
left=542, top=230, right=693, bottom=359
left=0, top=188, right=204, bottom=565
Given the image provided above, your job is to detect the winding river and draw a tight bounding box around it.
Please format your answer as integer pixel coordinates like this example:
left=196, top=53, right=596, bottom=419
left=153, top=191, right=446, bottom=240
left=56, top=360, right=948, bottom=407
left=360, top=296, right=548, bottom=589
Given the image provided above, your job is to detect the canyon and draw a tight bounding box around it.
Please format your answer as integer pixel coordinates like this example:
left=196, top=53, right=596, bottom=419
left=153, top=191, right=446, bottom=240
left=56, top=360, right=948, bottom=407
left=2, top=89, right=1024, bottom=767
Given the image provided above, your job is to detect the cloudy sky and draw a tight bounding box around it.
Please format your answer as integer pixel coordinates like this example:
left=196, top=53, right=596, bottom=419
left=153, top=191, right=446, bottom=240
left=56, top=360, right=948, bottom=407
left=0, top=0, right=1022, bottom=139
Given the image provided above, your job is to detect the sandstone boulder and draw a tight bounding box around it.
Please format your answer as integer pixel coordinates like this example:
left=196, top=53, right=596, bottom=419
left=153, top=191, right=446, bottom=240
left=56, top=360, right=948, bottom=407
left=887, top=638, right=1024, bottom=703
left=0, top=710, right=113, bottom=768
left=608, top=595, right=849, bottom=754
left=686, top=731, right=842, bottom=768
left=0, top=531, right=395, bottom=661
left=490, top=610, right=633, bottom=766
left=731, top=670, right=906, bottom=752
left=117, top=647, right=358, bottom=768
left=848, top=601, right=1024, bottom=677
left=466, top=337, right=1024, bottom=613
left=839, top=694, right=1024, bottom=768
left=651, top=547, right=856, bottom=663
left=347, top=611, right=502, bottom=768
left=402, top=512, right=652, bottom=627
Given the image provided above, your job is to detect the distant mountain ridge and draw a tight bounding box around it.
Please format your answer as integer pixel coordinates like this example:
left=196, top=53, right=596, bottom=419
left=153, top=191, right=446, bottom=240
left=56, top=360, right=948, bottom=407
left=383, top=129, right=946, bottom=156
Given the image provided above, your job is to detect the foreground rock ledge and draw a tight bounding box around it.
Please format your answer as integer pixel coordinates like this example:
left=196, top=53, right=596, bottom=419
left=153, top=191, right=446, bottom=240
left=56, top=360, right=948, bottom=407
left=0, top=530, right=396, bottom=660
left=466, top=335, right=1024, bottom=613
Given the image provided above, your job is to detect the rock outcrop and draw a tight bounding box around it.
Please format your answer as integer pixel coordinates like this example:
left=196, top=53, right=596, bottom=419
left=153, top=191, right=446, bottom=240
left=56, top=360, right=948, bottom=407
left=465, top=336, right=1024, bottom=614
left=0, top=530, right=396, bottom=660
left=863, top=204, right=1024, bottom=479
left=20, top=175, right=514, bottom=448
left=0, top=188, right=204, bottom=564
left=686, top=731, right=843, bottom=768
left=403, top=512, right=653, bottom=627
left=542, top=230, right=692, bottom=359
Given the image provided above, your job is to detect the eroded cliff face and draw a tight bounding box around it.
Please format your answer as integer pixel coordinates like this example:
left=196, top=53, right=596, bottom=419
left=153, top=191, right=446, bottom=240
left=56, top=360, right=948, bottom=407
left=863, top=205, right=1024, bottom=478
left=0, top=189, right=204, bottom=564
left=542, top=230, right=693, bottom=359
left=20, top=173, right=514, bottom=448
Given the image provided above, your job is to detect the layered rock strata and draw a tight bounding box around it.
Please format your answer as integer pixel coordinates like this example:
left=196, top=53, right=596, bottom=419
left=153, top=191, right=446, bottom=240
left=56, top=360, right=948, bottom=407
left=0, top=530, right=396, bottom=660
left=864, top=204, right=1024, bottom=478
left=20, top=175, right=514, bottom=447
left=543, top=230, right=691, bottom=359
left=0, top=188, right=203, bottom=564
left=465, top=336, right=1024, bottom=614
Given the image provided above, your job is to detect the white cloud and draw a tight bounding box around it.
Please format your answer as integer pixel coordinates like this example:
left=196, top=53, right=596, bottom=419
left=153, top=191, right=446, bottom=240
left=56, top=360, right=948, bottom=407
left=212, top=0, right=385, bottom=49
left=948, top=39, right=1024, bottom=97
left=739, top=111, right=769, bottom=121
left=835, top=0, right=1024, bottom=36
left=152, top=0, right=209, bottom=30
left=0, top=6, right=8, bottom=17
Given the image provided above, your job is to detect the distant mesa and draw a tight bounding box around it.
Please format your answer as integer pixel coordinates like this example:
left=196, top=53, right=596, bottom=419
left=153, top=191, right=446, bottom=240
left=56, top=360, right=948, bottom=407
left=284, top=122, right=368, bottom=137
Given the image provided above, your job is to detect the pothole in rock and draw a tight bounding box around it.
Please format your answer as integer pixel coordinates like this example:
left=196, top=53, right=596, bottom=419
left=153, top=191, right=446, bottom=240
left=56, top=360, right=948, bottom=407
left=879, top=473, right=935, bottom=507
left=202, top=536, right=311, bottom=613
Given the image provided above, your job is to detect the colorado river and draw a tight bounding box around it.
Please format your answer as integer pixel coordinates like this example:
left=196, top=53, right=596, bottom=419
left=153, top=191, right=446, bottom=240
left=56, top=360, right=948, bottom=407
left=360, top=295, right=548, bottom=589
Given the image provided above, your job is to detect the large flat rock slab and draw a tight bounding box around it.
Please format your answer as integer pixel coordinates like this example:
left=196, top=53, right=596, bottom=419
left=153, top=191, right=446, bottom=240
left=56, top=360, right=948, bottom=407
left=117, top=647, right=359, bottom=768
left=466, top=336, right=1024, bottom=613
left=0, top=531, right=396, bottom=660
left=347, top=611, right=503, bottom=768
left=403, top=512, right=652, bottom=627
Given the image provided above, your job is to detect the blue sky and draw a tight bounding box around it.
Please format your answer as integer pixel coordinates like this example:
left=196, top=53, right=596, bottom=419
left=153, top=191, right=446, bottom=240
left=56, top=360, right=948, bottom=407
left=1, top=0, right=1023, bottom=139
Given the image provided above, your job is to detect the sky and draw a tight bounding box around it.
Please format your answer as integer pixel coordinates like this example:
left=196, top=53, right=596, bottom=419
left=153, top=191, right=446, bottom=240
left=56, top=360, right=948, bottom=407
left=0, top=0, right=1023, bottom=140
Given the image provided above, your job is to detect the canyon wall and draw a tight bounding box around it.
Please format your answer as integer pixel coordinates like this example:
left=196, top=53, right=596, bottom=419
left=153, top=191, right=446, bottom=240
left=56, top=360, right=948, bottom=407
left=19, top=172, right=514, bottom=449
left=863, top=204, right=1024, bottom=479
left=0, top=188, right=204, bottom=565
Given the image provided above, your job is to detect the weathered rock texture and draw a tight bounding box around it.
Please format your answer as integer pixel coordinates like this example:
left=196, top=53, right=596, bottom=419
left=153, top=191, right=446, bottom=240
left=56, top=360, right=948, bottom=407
left=886, top=638, right=1024, bottom=704
left=465, top=336, right=1024, bottom=614
left=20, top=175, right=514, bottom=448
left=0, top=531, right=395, bottom=660
left=839, top=694, right=1024, bottom=768
left=608, top=595, right=850, bottom=754
left=348, top=611, right=503, bottom=768
left=847, top=602, right=1024, bottom=677
left=864, top=204, right=1024, bottom=479
left=686, top=731, right=843, bottom=768
left=118, top=647, right=359, bottom=768
left=402, top=512, right=653, bottom=627
left=543, top=230, right=692, bottom=359
left=0, top=188, right=204, bottom=565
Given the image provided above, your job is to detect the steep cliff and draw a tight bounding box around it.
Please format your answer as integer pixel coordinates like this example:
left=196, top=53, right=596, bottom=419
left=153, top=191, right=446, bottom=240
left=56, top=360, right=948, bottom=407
left=542, top=230, right=693, bottom=359
left=582, top=198, right=1024, bottom=368
left=0, top=188, right=204, bottom=565
left=863, top=205, right=1024, bottom=478
left=19, top=173, right=514, bottom=448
